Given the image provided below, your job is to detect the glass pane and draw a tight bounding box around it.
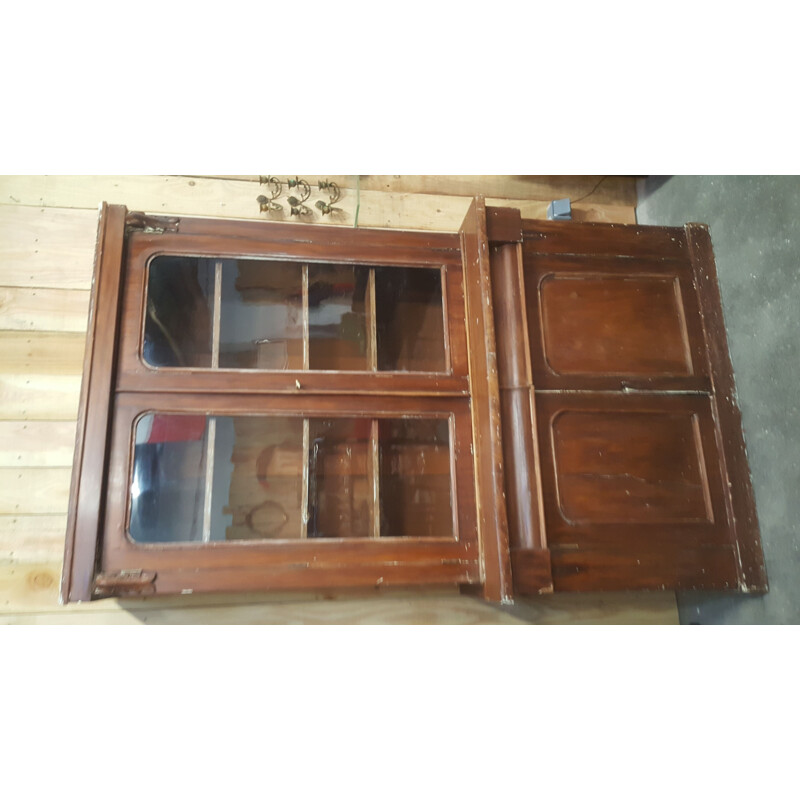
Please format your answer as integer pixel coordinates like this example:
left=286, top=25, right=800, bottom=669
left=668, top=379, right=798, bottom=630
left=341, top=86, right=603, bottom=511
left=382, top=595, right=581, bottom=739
left=129, top=413, right=304, bottom=543
left=308, top=264, right=369, bottom=371
left=375, top=267, right=446, bottom=372
left=128, top=414, right=455, bottom=543
left=144, top=256, right=304, bottom=370
left=143, top=256, right=214, bottom=368
left=219, top=260, right=304, bottom=370
left=378, top=418, right=453, bottom=538
left=307, top=418, right=372, bottom=538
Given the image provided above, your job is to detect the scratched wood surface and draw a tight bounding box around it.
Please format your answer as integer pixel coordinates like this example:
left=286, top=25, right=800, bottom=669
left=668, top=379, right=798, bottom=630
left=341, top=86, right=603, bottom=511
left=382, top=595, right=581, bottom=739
left=0, top=174, right=677, bottom=623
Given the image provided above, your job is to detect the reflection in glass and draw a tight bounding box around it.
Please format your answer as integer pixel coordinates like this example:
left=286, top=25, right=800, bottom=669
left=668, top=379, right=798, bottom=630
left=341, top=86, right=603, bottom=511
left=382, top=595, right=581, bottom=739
left=143, top=256, right=214, bottom=368
left=219, top=260, right=304, bottom=370
left=374, top=267, right=446, bottom=372
left=143, top=257, right=448, bottom=374
left=129, top=413, right=455, bottom=544
left=144, top=257, right=304, bottom=370
left=307, top=418, right=372, bottom=538
left=308, top=264, right=369, bottom=371
left=379, top=418, right=452, bottom=538
left=129, top=413, right=304, bottom=543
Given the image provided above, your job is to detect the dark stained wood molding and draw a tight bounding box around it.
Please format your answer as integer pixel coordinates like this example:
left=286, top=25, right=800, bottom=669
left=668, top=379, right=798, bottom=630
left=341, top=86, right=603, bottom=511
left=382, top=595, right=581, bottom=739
left=510, top=549, right=553, bottom=595
left=686, top=223, right=768, bottom=593
left=459, top=197, right=514, bottom=602
left=490, top=240, right=551, bottom=589
left=61, top=204, right=129, bottom=603
left=486, top=206, right=523, bottom=244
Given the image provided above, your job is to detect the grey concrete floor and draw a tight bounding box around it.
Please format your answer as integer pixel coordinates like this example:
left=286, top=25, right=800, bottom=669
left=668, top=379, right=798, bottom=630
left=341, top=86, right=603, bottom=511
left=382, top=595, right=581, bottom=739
left=636, top=176, right=800, bottom=624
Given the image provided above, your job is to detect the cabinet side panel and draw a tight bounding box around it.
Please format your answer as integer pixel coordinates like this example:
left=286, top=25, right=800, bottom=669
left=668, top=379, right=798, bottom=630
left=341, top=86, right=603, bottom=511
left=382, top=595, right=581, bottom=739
left=61, top=204, right=128, bottom=603
left=686, top=224, right=767, bottom=592
left=459, top=197, right=513, bottom=601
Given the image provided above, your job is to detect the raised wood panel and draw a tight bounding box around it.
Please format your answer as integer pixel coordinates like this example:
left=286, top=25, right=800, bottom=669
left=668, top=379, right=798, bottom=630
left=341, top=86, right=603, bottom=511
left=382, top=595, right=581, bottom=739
left=0, top=515, right=66, bottom=562
left=0, top=421, right=77, bottom=466
left=524, top=253, right=709, bottom=392
left=0, top=375, right=82, bottom=420
left=0, top=204, right=96, bottom=289
left=0, top=287, right=90, bottom=332
left=0, top=176, right=635, bottom=233
left=0, top=467, right=72, bottom=514
left=551, top=410, right=712, bottom=525
left=537, top=392, right=739, bottom=591
left=539, top=275, right=692, bottom=376
left=0, top=332, right=87, bottom=375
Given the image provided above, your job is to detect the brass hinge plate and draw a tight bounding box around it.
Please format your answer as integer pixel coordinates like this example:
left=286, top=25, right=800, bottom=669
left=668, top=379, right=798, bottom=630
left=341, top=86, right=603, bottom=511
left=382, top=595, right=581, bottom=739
left=126, top=212, right=180, bottom=235
left=93, top=569, right=157, bottom=598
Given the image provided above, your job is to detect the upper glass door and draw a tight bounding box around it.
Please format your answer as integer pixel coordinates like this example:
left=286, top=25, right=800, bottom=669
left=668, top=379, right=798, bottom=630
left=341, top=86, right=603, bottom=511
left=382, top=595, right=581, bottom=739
left=143, top=257, right=448, bottom=374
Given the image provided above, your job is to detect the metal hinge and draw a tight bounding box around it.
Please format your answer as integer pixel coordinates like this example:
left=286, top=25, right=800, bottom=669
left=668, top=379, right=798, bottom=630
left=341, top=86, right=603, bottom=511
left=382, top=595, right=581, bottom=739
left=126, top=211, right=180, bottom=235
left=93, top=569, right=157, bottom=598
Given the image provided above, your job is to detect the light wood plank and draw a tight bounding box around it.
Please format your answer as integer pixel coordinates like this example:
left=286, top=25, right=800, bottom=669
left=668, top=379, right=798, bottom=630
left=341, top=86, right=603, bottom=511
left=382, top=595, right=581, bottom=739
left=183, top=175, right=638, bottom=207
left=0, top=286, right=90, bottom=332
left=0, top=561, right=678, bottom=623
left=0, top=176, right=634, bottom=232
left=0, top=468, right=72, bottom=514
left=0, top=375, right=82, bottom=420
left=0, top=204, right=97, bottom=289
left=0, top=420, right=77, bottom=466
left=0, top=331, right=86, bottom=375
left=0, top=515, right=66, bottom=562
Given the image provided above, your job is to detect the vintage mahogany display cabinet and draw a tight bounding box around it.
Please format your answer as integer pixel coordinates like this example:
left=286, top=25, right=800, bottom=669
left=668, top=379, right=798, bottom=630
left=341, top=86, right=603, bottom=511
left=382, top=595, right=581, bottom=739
left=61, top=198, right=768, bottom=603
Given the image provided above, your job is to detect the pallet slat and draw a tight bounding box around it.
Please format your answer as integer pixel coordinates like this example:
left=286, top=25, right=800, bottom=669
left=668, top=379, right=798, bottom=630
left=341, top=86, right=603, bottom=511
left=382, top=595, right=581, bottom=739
left=0, top=287, right=90, bottom=332
left=0, top=468, right=72, bottom=514
left=0, top=375, right=82, bottom=420
left=180, top=175, right=638, bottom=206
left=0, top=421, right=77, bottom=466
left=0, top=332, right=87, bottom=375
left=0, top=515, right=66, bottom=562
left=0, top=204, right=97, bottom=289
left=0, top=176, right=635, bottom=232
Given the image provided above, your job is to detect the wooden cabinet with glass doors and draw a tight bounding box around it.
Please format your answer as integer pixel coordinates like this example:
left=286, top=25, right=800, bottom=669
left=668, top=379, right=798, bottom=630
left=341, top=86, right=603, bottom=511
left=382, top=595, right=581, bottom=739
left=62, top=199, right=767, bottom=604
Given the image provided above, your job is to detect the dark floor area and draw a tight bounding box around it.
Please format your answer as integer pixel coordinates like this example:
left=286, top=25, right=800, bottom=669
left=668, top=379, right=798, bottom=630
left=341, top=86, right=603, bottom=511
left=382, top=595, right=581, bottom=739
left=636, top=176, right=800, bottom=624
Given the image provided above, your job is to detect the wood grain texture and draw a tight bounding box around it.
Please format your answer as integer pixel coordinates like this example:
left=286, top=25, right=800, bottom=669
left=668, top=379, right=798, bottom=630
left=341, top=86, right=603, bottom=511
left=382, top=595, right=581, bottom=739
left=459, top=198, right=513, bottom=601
left=0, top=515, right=66, bottom=562
left=524, top=253, right=711, bottom=393
left=0, top=375, right=82, bottom=420
left=0, top=421, right=77, bottom=466
left=686, top=223, right=767, bottom=592
left=0, top=204, right=97, bottom=289
left=62, top=204, right=127, bottom=603
left=181, top=175, right=639, bottom=207
left=0, top=467, right=72, bottom=513
left=0, top=176, right=635, bottom=233
left=523, top=219, right=686, bottom=259
left=0, top=561, right=677, bottom=624
left=0, top=332, right=87, bottom=375
left=0, top=287, right=90, bottom=332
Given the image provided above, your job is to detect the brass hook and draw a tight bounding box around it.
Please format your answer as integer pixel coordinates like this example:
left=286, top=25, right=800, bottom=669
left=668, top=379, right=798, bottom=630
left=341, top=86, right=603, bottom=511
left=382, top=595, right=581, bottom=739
left=287, top=177, right=312, bottom=216
left=256, top=176, right=283, bottom=213
left=316, top=180, right=341, bottom=215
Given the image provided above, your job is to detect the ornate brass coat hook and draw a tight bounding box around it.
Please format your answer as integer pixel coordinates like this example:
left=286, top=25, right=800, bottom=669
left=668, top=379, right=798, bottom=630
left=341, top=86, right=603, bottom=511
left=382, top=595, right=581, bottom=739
left=315, top=180, right=341, bottom=215
left=287, top=177, right=312, bottom=216
left=256, top=176, right=283, bottom=213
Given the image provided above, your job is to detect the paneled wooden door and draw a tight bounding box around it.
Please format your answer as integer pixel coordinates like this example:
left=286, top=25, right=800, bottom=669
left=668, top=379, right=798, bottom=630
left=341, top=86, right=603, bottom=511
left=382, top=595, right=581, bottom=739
left=486, top=208, right=767, bottom=594
left=491, top=210, right=767, bottom=594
